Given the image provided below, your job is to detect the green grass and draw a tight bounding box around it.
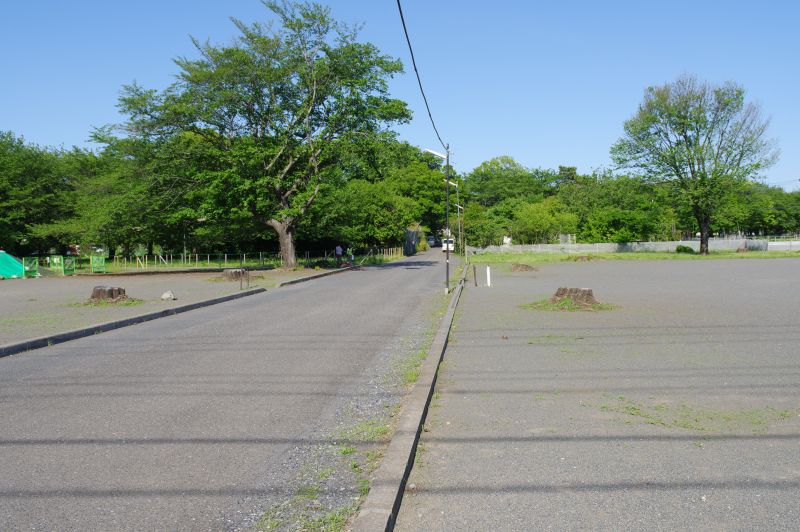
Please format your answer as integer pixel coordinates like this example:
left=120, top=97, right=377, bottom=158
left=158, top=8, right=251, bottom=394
left=400, top=349, right=428, bottom=386
left=254, top=490, right=355, bottom=532
left=69, top=298, right=144, bottom=308
left=0, top=314, right=60, bottom=326
left=599, top=396, right=795, bottom=432
left=414, top=440, right=428, bottom=467
left=338, top=445, right=355, bottom=456
left=473, top=250, right=800, bottom=265
left=337, top=419, right=390, bottom=443
left=522, top=298, right=614, bottom=312
left=365, top=450, right=383, bottom=473
left=254, top=507, right=284, bottom=530
left=357, top=478, right=370, bottom=496
left=295, top=485, right=320, bottom=500
left=301, top=505, right=354, bottom=531
left=316, top=467, right=336, bottom=481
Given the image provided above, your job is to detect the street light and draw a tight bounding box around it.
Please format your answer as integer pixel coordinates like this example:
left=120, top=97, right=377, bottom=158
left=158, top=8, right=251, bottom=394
left=425, top=146, right=451, bottom=293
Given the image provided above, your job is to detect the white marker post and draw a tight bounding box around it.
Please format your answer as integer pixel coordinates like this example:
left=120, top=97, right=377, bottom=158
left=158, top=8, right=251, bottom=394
left=486, top=266, right=491, bottom=287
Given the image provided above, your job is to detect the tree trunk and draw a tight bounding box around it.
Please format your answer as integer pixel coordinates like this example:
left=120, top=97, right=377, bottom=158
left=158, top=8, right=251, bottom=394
left=698, top=216, right=711, bottom=255
left=267, top=218, right=297, bottom=268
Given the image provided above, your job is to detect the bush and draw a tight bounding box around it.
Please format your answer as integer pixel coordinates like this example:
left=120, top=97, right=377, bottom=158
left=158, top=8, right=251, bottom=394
left=675, top=245, right=695, bottom=254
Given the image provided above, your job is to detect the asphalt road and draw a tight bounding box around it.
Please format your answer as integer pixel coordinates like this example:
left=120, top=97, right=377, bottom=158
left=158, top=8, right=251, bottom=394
left=397, top=258, right=800, bottom=531
left=0, top=251, right=448, bottom=530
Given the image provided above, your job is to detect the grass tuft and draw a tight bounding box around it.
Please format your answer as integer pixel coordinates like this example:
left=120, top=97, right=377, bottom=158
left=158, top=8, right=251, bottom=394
left=599, top=397, right=795, bottom=432
left=522, top=298, right=614, bottom=312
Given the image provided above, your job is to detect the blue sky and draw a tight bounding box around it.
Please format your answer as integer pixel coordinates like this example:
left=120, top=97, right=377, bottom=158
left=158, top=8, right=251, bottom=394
left=2, top=1, right=798, bottom=190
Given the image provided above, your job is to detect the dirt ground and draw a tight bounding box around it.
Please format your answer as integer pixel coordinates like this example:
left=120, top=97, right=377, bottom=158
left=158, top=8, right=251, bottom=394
left=0, top=269, right=313, bottom=345
left=397, top=258, right=800, bottom=530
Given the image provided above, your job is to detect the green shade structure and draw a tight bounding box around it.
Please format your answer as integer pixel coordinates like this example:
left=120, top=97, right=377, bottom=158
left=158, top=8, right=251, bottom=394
left=0, top=251, right=24, bottom=279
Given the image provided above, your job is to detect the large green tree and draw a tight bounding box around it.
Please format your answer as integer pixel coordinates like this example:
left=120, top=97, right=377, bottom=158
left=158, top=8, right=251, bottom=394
left=466, top=156, right=555, bottom=207
left=117, top=0, right=409, bottom=266
left=611, top=75, right=778, bottom=254
left=0, top=132, right=72, bottom=254
left=512, top=197, right=577, bottom=244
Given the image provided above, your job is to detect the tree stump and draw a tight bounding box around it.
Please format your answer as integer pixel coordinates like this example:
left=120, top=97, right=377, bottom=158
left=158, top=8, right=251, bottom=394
left=91, top=286, right=126, bottom=300
left=549, top=287, right=598, bottom=306
left=222, top=268, right=247, bottom=281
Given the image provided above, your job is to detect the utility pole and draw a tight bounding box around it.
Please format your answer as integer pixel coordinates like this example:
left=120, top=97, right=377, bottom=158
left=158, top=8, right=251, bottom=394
left=425, top=146, right=452, bottom=294
left=445, top=144, right=450, bottom=294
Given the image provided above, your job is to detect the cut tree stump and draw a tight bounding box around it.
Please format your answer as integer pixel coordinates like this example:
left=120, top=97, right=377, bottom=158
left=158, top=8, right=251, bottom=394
left=222, top=268, right=247, bottom=281
left=549, top=287, right=598, bottom=306
left=90, top=286, right=126, bottom=300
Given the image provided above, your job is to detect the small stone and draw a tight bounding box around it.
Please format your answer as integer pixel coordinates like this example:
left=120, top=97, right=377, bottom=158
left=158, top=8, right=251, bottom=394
left=161, top=290, right=177, bottom=301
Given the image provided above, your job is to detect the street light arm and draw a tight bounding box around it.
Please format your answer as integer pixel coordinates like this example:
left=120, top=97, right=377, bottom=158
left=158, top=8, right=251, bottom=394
left=424, top=148, right=447, bottom=160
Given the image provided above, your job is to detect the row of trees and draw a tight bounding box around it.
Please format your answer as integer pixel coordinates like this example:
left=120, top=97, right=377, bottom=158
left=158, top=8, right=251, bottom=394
left=2, top=2, right=792, bottom=259
left=461, top=158, right=799, bottom=248
left=3, top=119, right=795, bottom=260
left=6, top=124, right=794, bottom=257
left=0, top=130, right=451, bottom=259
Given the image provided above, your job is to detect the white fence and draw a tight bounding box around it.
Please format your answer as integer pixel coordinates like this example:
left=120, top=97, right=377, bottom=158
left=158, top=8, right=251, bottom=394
left=477, top=239, right=769, bottom=254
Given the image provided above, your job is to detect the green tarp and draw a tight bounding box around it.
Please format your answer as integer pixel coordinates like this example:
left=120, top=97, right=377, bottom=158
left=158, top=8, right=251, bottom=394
left=0, top=251, right=24, bottom=279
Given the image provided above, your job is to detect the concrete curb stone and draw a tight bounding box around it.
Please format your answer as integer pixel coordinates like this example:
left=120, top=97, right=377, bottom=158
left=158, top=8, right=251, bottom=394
left=75, top=266, right=276, bottom=277
left=351, top=263, right=468, bottom=531
left=277, top=265, right=356, bottom=286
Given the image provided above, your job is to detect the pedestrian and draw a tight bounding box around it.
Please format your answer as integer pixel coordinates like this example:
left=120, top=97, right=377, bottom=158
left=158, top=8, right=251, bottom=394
left=346, top=246, right=354, bottom=264
left=334, top=244, right=343, bottom=267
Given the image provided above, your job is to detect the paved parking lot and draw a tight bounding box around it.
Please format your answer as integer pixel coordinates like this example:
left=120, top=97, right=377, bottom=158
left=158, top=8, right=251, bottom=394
left=0, top=270, right=309, bottom=345
left=397, top=258, right=800, bottom=530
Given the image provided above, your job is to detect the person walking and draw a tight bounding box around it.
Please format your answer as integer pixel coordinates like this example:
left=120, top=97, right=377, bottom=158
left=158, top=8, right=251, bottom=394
left=334, top=244, right=343, bottom=267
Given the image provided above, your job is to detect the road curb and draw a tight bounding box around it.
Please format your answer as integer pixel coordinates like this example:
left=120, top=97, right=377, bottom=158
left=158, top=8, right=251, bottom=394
left=277, top=266, right=355, bottom=286
left=76, top=266, right=277, bottom=277
left=351, top=263, right=468, bottom=531
left=0, top=288, right=267, bottom=359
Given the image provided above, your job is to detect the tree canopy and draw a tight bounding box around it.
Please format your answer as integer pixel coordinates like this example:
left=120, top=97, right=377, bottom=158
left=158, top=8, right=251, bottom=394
left=611, top=75, right=778, bottom=253
left=115, top=0, right=410, bottom=266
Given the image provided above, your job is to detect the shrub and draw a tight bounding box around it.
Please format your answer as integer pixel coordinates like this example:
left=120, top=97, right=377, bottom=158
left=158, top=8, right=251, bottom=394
left=675, top=245, right=695, bottom=254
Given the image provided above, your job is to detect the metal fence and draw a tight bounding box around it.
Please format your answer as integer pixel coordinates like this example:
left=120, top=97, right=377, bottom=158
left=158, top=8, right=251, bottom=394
left=24, top=247, right=409, bottom=275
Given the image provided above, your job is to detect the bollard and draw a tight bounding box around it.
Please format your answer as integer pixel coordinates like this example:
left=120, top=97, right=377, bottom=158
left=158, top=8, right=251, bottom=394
left=486, top=266, right=491, bottom=287
left=473, top=264, right=477, bottom=287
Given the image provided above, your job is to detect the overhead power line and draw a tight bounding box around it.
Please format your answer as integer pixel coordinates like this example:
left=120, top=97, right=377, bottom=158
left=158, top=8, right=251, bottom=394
left=395, top=0, right=447, bottom=151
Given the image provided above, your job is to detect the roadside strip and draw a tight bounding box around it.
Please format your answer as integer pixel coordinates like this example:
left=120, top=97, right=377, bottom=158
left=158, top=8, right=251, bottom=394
left=351, top=263, right=469, bottom=531
left=277, top=265, right=356, bottom=286
left=0, top=288, right=266, bottom=359
left=0, top=266, right=356, bottom=359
